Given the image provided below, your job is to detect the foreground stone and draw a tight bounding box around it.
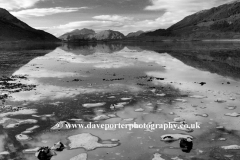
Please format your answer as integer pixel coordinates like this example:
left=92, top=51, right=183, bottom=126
left=161, top=134, right=193, bottom=142
left=68, top=133, right=119, bottom=150
left=70, top=153, right=87, bottom=160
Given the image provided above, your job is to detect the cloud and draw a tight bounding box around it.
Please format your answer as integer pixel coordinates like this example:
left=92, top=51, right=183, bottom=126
left=11, top=7, right=88, bottom=18
left=93, top=15, right=133, bottom=22
left=0, top=0, right=42, bottom=10
left=145, top=0, right=233, bottom=11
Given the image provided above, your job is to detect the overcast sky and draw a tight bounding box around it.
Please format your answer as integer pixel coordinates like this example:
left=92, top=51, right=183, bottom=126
left=1, top=0, right=235, bottom=36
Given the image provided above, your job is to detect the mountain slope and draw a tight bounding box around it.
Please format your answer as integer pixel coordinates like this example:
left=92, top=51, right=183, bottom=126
left=59, top=28, right=96, bottom=41
left=60, top=29, right=125, bottom=42
left=145, top=1, right=240, bottom=39
left=126, top=31, right=144, bottom=38
left=0, top=8, right=59, bottom=42
left=95, top=30, right=125, bottom=40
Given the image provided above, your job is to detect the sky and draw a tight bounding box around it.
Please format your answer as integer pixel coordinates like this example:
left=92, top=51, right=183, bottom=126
left=0, top=0, right=236, bottom=36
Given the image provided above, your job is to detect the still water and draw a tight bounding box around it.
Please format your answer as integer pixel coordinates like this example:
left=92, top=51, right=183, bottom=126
left=1, top=42, right=240, bottom=160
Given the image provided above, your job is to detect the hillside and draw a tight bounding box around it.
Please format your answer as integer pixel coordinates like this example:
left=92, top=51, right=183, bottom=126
left=95, top=30, right=125, bottom=40
left=126, top=31, right=144, bottom=38
left=144, top=1, right=240, bottom=39
left=59, top=28, right=96, bottom=41
left=0, top=8, right=59, bottom=42
left=60, top=29, right=125, bottom=42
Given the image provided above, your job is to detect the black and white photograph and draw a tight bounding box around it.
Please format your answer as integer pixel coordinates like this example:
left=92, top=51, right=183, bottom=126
left=1, top=0, right=240, bottom=160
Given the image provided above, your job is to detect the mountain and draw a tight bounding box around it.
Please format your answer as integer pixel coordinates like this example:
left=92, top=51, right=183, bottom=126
left=0, top=8, right=59, bottom=42
left=144, top=1, right=240, bottom=39
left=60, top=29, right=125, bottom=42
left=59, top=28, right=96, bottom=41
left=126, top=31, right=144, bottom=38
left=94, top=30, right=125, bottom=40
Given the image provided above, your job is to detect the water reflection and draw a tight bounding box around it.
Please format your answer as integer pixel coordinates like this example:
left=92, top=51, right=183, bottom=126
left=60, top=43, right=124, bottom=55
left=0, top=43, right=59, bottom=77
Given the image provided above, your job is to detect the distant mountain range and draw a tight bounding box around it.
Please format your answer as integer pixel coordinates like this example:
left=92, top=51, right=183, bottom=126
left=0, top=8, right=59, bottom=42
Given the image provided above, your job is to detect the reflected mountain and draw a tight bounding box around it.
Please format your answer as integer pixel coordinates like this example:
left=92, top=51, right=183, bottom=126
left=60, top=43, right=124, bottom=55
left=123, top=41, right=240, bottom=80
left=0, top=43, right=59, bottom=76
left=59, top=42, right=240, bottom=79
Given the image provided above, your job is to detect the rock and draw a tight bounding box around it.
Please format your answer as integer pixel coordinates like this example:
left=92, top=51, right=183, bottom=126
left=189, top=95, right=207, bottom=99
left=152, top=153, right=165, bottom=160
left=68, top=133, right=119, bottom=150
left=93, top=115, right=110, bottom=121
left=70, top=153, right=87, bottom=160
left=135, top=108, right=144, bottom=112
left=180, top=138, right=193, bottom=153
left=161, top=134, right=193, bottom=142
left=51, top=142, right=65, bottom=151
left=224, top=112, right=240, bottom=117
left=199, top=82, right=206, bottom=86
left=169, top=112, right=175, bottom=115
left=35, top=147, right=56, bottom=160
left=221, top=145, right=240, bottom=150
left=16, top=134, right=31, bottom=141
left=82, top=102, right=106, bottom=108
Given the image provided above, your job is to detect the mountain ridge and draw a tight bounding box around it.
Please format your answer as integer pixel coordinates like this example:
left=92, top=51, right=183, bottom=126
left=142, top=1, right=240, bottom=40
left=0, top=8, right=60, bottom=42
